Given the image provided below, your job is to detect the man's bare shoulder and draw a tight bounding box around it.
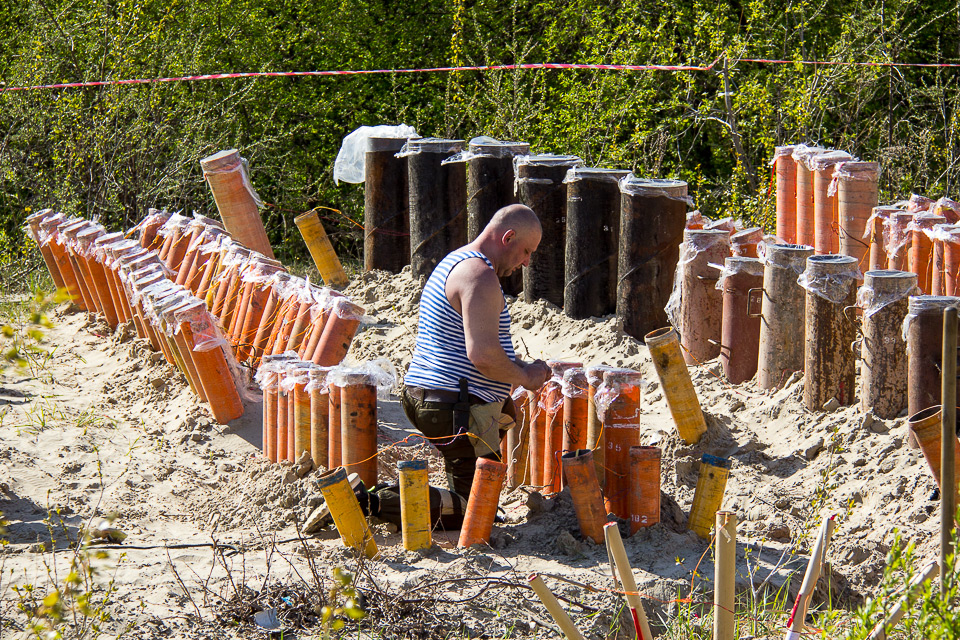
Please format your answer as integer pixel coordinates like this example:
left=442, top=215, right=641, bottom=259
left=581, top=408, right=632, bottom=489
left=445, top=257, right=501, bottom=311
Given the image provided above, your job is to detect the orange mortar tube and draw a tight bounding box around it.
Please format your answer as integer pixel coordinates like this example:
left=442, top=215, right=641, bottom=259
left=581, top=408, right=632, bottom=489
left=277, top=376, right=290, bottom=462
left=185, top=246, right=213, bottom=294
left=175, top=227, right=206, bottom=286
left=528, top=390, right=545, bottom=491
left=218, top=259, right=250, bottom=333
left=457, top=458, right=507, bottom=548
left=340, top=375, right=379, bottom=487
left=328, top=383, right=342, bottom=467
left=166, top=226, right=192, bottom=272
left=26, top=211, right=66, bottom=290
left=908, top=405, right=960, bottom=509
left=775, top=151, right=798, bottom=243
left=51, top=241, right=85, bottom=308
left=813, top=166, right=839, bottom=255
left=264, top=295, right=296, bottom=356
left=157, top=227, right=176, bottom=264
left=628, top=446, right=661, bottom=534
left=285, top=300, right=314, bottom=354
left=262, top=369, right=279, bottom=462
left=543, top=361, right=582, bottom=494
left=310, top=299, right=365, bottom=366
left=933, top=238, right=947, bottom=295
left=561, top=370, right=589, bottom=454
left=730, top=227, right=762, bottom=258
left=795, top=162, right=816, bottom=247
left=102, top=260, right=127, bottom=324
left=909, top=215, right=947, bottom=294
left=228, top=279, right=253, bottom=345
left=270, top=297, right=301, bottom=355
left=70, top=250, right=98, bottom=312
left=888, top=212, right=915, bottom=271
left=238, top=285, right=272, bottom=362
left=212, top=263, right=240, bottom=319
left=287, top=384, right=297, bottom=461
left=561, top=449, right=607, bottom=544
left=310, top=373, right=330, bottom=468
left=301, top=306, right=332, bottom=359
left=195, top=249, right=222, bottom=301
left=170, top=321, right=208, bottom=403
left=602, top=369, right=643, bottom=519
left=251, top=287, right=283, bottom=364
left=506, top=391, right=531, bottom=488
left=945, top=235, right=960, bottom=296
left=75, top=252, right=106, bottom=316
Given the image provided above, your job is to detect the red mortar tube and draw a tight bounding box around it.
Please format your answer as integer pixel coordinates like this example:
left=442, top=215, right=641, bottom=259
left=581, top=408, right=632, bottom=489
left=542, top=361, right=582, bottom=494
left=628, top=446, right=661, bottom=534
left=561, top=449, right=607, bottom=544
left=561, top=368, right=589, bottom=453
left=328, top=382, right=343, bottom=467
left=310, top=298, right=365, bottom=366
left=602, top=368, right=644, bottom=519
left=340, top=373, right=379, bottom=487
left=457, top=458, right=507, bottom=548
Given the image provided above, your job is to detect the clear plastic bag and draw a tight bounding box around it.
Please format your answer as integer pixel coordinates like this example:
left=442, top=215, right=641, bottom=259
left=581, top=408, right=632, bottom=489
left=703, top=217, right=741, bottom=233
left=593, top=368, right=644, bottom=423
left=807, top=150, right=855, bottom=172
left=934, top=197, right=960, bottom=224
left=664, top=230, right=730, bottom=329
left=279, top=362, right=316, bottom=393
left=769, top=144, right=797, bottom=166
left=330, top=297, right=372, bottom=323
left=715, top=257, right=764, bottom=290
left=333, top=124, right=418, bottom=184
left=827, top=160, right=879, bottom=197
left=686, top=210, right=704, bottom=229
left=395, top=137, right=463, bottom=158
left=255, top=354, right=300, bottom=391
left=902, top=295, right=960, bottom=340
left=442, top=136, right=530, bottom=165
left=561, top=367, right=588, bottom=398
left=861, top=206, right=902, bottom=240
left=326, top=358, right=398, bottom=400
left=906, top=194, right=934, bottom=212
left=797, top=258, right=862, bottom=304
left=304, top=366, right=337, bottom=394
left=791, top=144, right=826, bottom=168
left=562, top=167, right=629, bottom=184
left=202, top=155, right=262, bottom=207
left=857, top=273, right=919, bottom=319
left=174, top=302, right=230, bottom=352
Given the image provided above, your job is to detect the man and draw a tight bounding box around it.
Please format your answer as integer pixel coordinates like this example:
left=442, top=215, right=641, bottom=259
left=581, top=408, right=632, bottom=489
left=402, top=204, right=552, bottom=499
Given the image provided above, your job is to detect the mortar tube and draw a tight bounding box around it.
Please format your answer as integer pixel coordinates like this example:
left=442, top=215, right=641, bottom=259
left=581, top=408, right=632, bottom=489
left=563, top=168, right=630, bottom=318
left=584, top=365, right=610, bottom=487
left=628, top=446, right=660, bottom=534
left=167, top=223, right=193, bottom=272
left=909, top=214, right=947, bottom=293
left=603, top=522, right=654, bottom=640
left=200, top=149, right=275, bottom=258
left=677, top=228, right=730, bottom=364
left=217, top=253, right=252, bottom=330
left=688, top=454, right=731, bottom=539
left=141, top=289, right=177, bottom=365
left=273, top=296, right=304, bottom=355
left=294, top=209, right=348, bottom=287
left=932, top=234, right=947, bottom=295
left=527, top=389, right=544, bottom=491
left=309, top=369, right=330, bottom=469
left=560, top=449, right=607, bottom=544
left=519, top=155, right=581, bottom=306
left=209, top=259, right=235, bottom=317
left=340, top=373, right=379, bottom=488
left=93, top=234, right=128, bottom=323
left=76, top=229, right=113, bottom=319
left=237, top=280, right=277, bottom=363
left=757, top=244, right=816, bottom=390
left=364, top=137, right=411, bottom=273
left=730, top=227, right=763, bottom=258
left=398, top=460, right=432, bottom=551
left=297, top=309, right=322, bottom=359
left=944, top=231, right=960, bottom=296
left=561, top=369, right=589, bottom=453
left=860, top=270, right=916, bottom=418
left=795, top=160, right=816, bottom=247
left=888, top=211, right=915, bottom=270
left=315, top=467, right=378, bottom=558
left=156, top=299, right=203, bottom=397
left=803, top=255, right=859, bottom=410
left=719, top=257, right=764, bottom=384
left=543, top=361, right=582, bottom=493
left=643, top=328, right=707, bottom=443
left=526, top=574, right=587, bottom=640
left=714, top=511, right=737, bottom=640
left=130, top=273, right=167, bottom=351
left=601, top=368, right=643, bottom=519
left=408, top=138, right=468, bottom=282
left=250, top=275, right=290, bottom=363
left=287, top=378, right=297, bottom=461
left=292, top=370, right=314, bottom=461
left=40, top=217, right=83, bottom=305
left=84, top=247, right=120, bottom=327
left=869, top=207, right=901, bottom=271
left=942, top=307, right=957, bottom=589
left=813, top=159, right=846, bottom=255
left=184, top=236, right=219, bottom=294
left=457, top=457, right=507, bottom=548
left=506, top=391, right=531, bottom=488
left=906, top=296, right=960, bottom=421
left=173, top=226, right=203, bottom=287
left=617, top=177, right=688, bottom=338
left=775, top=149, right=798, bottom=243
left=285, top=298, right=314, bottom=354
left=226, top=272, right=254, bottom=343
left=156, top=224, right=177, bottom=264
left=328, top=383, right=342, bottom=468
left=179, top=308, right=245, bottom=424
left=837, top=162, right=880, bottom=265
left=277, top=369, right=290, bottom=461
left=301, top=300, right=336, bottom=359
left=162, top=299, right=208, bottom=402
left=908, top=406, right=960, bottom=506
left=27, top=210, right=66, bottom=290
left=310, top=298, right=365, bottom=366
left=62, top=222, right=99, bottom=312
left=104, top=243, right=138, bottom=322
left=264, top=295, right=297, bottom=356
left=195, top=248, right=222, bottom=301
left=138, top=209, right=169, bottom=250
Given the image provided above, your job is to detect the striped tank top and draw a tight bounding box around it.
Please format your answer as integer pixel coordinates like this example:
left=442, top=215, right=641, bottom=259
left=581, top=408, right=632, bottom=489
left=406, top=250, right=516, bottom=402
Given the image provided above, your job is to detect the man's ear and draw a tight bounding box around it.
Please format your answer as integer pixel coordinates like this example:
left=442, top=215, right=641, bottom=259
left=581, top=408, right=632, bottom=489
left=502, top=229, right=516, bottom=245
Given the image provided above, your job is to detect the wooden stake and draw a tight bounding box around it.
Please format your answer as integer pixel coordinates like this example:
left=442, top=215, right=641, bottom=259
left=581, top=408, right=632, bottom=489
left=604, top=522, right=653, bottom=640
left=527, top=574, right=586, bottom=640
left=785, top=515, right=835, bottom=639
left=941, top=305, right=957, bottom=592
left=714, top=511, right=736, bottom=640
left=866, top=560, right=938, bottom=640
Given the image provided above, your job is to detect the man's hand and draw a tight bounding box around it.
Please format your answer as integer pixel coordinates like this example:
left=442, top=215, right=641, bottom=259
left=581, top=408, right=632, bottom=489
left=521, top=359, right=551, bottom=390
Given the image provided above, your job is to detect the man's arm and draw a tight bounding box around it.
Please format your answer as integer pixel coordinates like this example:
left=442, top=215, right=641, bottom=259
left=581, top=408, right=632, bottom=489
left=447, top=259, right=550, bottom=390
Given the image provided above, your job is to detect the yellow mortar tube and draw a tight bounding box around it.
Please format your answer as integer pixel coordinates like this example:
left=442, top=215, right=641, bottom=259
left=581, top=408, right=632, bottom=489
left=644, top=327, right=707, bottom=444
left=688, top=454, right=731, bottom=539
left=398, top=460, right=432, bottom=551
left=316, top=467, right=378, bottom=559
left=294, top=210, right=348, bottom=287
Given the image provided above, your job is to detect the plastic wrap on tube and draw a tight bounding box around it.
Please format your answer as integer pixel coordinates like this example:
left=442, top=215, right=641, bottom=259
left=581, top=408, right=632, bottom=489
left=536, top=377, right=564, bottom=414
left=902, top=295, right=960, bottom=340
left=928, top=224, right=960, bottom=244
left=174, top=303, right=230, bottom=352
left=686, top=210, right=704, bottom=229
left=857, top=275, right=919, bottom=319
left=618, top=174, right=693, bottom=206
left=797, top=265, right=862, bottom=304
left=304, top=366, right=336, bottom=394
left=907, top=214, right=948, bottom=241
left=714, top=257, right=764, bottom=290
left=441, top=136, right=529, bottom=165
left=255, top=353, right=300, bottom=391
left=861, top=207, right=901, bottom=240
left=827, top=160, right=879, bottom=196
left=703, top=217, right=741, bottom=233
left=933, top=197, right=960, bottom=224
left=586, top=364, right=615, bottom=388
left=157, top=212, right=190, bottom=238
left=333, top=124, right=418, bottom=184
left=562, top=167, right=629, bottom=185
left=561, top=367, right=588, bottom=398
left=664, top=232, right=730, bottom=330
left=279, top=362, right=317, bottom=393
left=769, top=144, right=797, bottom=166
left=882, top=214, right=914, bottom=257
left=327, top=358, right=398, bottom=400
left=757, top=242, right=812, bottom=272
left=791, top=144, right=826, bottom=168
left=395, top=137, right=463, bottom=158
left=330, top=296, right=373, bottom=323
left=593, top=368, right=644, bottom=423
left=513, top=153, right=582, bottom=169
left=807, top=150, right=855, bottom=172
left=202, top=155, right=262, bottom=207
left=907, top=194, right=934, bottom=212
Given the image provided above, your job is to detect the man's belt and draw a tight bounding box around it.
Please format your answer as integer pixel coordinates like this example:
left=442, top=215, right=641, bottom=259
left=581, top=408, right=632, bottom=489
left=405, top=384, right=486, bottom=406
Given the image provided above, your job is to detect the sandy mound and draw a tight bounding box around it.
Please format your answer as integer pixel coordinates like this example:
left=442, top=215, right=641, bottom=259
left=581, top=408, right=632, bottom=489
left=0, top=267, right=941, bottom=638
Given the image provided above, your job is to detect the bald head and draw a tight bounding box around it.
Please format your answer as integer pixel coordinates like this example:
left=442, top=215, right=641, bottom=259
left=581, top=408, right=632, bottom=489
left=486, top=204, right=541, bottom=238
